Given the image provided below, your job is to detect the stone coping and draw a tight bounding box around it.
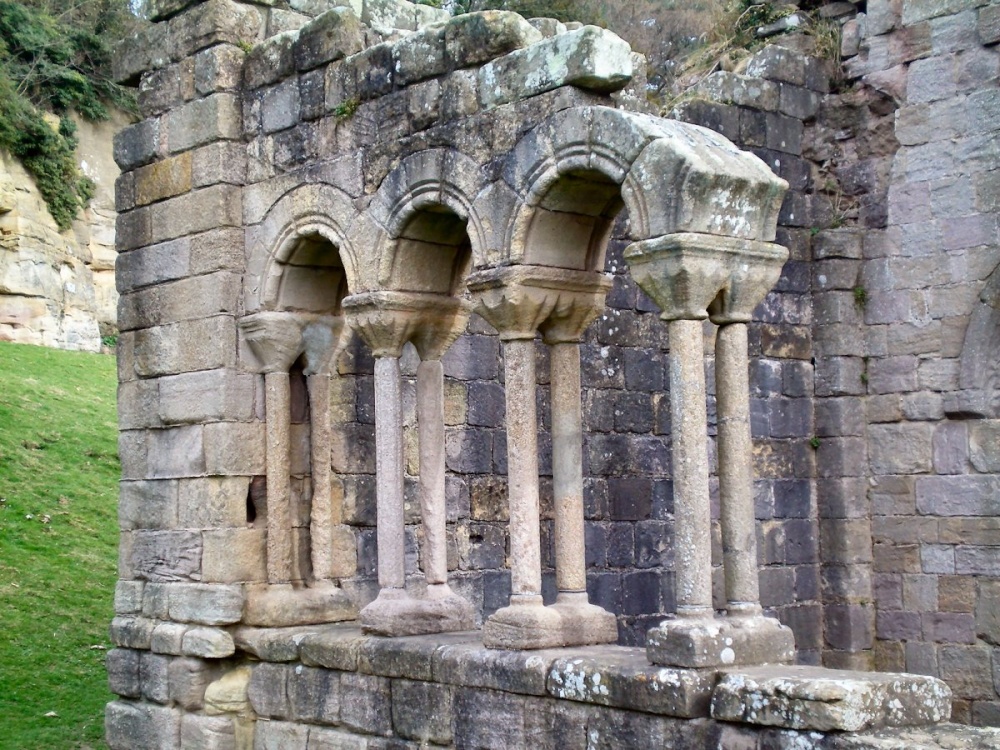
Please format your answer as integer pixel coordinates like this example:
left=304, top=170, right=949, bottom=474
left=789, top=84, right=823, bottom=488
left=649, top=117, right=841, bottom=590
left=232, top=623, right=718, bottom=718
left=227, top=623, right=960, bottom=734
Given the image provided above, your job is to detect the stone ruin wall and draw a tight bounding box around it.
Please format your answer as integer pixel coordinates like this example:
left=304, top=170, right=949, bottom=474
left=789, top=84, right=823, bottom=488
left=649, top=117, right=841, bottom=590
left=104, top=0, right=1000, bottom=747
left=0, top=113, right=125, bottom=351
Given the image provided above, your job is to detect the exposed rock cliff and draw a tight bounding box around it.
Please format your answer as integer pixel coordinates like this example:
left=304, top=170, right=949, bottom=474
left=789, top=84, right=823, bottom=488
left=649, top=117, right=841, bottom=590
left=0, top=113, right=126, bottom=352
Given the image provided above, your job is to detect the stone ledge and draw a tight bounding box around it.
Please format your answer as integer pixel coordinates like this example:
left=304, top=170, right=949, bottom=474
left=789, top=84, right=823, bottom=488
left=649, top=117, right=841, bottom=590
left=711, top=665, right=952, bottom=732
left=238, top=623, right=717, bottom=717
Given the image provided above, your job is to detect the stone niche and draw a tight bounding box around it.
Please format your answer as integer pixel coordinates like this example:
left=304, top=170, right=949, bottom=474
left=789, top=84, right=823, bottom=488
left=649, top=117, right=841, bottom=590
left=106, top=0, right=1000, bottom=748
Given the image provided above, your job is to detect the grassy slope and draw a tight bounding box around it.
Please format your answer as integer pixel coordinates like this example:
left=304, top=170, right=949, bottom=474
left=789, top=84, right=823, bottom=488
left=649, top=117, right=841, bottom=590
left=0, top=341, right=119, bottom=749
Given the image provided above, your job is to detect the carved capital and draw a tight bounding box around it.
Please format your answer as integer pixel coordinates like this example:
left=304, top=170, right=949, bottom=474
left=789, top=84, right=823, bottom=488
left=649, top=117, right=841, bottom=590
left=343, top=291, right=470, bottom=360
left=240, top=312, right=306, bottom=374
left=624, top=233, right=787, bottom=323
left=467, top=265, right=611, bottom=342
left=240, top=312, right=347, bottom=374
left=301, top=316, right=347, bottom=375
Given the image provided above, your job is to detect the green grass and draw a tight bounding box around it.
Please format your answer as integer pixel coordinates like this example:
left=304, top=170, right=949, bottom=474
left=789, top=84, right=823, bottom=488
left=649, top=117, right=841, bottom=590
left=0, top=341, right=119, bottom=749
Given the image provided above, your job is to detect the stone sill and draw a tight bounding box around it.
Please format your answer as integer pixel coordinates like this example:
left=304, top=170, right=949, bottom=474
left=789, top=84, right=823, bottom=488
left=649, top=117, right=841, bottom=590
left=233, top=623, right=717, bottom=719
left=231, top=623, right=965, bottom=738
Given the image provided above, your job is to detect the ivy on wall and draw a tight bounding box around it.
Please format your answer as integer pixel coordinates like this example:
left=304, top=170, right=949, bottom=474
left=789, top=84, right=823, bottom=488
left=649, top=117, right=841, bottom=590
left=0, top=1, right=138, bottom=230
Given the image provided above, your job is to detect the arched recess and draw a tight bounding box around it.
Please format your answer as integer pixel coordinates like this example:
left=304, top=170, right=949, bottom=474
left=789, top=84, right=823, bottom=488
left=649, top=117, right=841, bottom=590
left=237, top=183, right=362, bottom=626
left=244, top=183, right=363, bottom=316
left=953, top=259, right=1000, bottom=418
left=463, top=105, right=792, bottom=653
left=490, top=106, right=787, bottom=273
left=340, top=150, right=480, bottom=636
left=360, top=148, right=488, bottom=289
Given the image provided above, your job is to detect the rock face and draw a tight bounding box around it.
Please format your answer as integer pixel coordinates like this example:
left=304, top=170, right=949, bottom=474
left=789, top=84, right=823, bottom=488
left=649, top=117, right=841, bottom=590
left=0, top=112, right=125, bottom=351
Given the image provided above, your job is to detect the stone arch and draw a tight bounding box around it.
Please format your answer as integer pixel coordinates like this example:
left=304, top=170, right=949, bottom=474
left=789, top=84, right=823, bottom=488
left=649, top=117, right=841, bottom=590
left=362, top=148, right=488, bottom=290
left=495, top=106, right=787, bottom=272
left=244, top=183, right=363, bottom=315
left=954, top=259, right=1000, bottom=418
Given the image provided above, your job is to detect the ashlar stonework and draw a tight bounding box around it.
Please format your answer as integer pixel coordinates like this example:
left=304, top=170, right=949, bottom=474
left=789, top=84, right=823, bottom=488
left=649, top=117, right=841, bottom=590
left=107, top=0, right=1000, bottom=747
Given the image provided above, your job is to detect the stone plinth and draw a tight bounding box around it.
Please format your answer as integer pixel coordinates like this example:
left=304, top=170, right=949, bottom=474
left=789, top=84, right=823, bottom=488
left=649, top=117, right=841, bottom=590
left=243, top=582, right=356, bottom=628
left=711, top=665, right=953, bottom=732
left=646, top=615, right=795, bottom=669
left=468, top=264, right=617, bottom=650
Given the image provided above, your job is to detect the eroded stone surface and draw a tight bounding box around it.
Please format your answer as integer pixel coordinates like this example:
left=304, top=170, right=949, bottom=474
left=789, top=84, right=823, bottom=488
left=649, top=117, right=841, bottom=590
left=711, top=666, right=953, bottom=732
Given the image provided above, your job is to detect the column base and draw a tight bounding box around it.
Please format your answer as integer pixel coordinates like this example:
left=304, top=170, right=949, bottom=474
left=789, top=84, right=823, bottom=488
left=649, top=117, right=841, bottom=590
left=359, top=586, right=475, bottom=637
left=243, top=581, right=357, bottom=628
left=646, top=613, right=795, bottom=669
left=550, top=591, right=618, bottom=645
left=483, top=593, right=618, bottom=650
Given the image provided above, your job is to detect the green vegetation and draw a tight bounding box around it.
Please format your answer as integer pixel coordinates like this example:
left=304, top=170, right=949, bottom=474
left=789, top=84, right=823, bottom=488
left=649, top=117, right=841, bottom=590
left=0, top=341, right=120, bottom=749
left=0, top=0, right=139, bottom=230
left=333, top=97, right=360, bottom=121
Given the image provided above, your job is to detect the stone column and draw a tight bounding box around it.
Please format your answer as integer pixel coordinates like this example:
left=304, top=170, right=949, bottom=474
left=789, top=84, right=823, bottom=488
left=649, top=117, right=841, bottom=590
left=239, top=312, right=357, bottom=627
left=374, top=355, right=407, bottom=592
left=540, top=279, right=616, bottom=646
left=626, top=233, right=794, bottom=668
left=470, top=265, right=615, bottom=649
left=715, top=321, right=761, bottom=615
left=416, top=359, right=448, bottom=586
left=345, top=291, right=474, bottom=636
left=264, top=371, right=294, bottom=584
left=667, top=317, right=715, bottom=618
left=301, top=316, right=346, bottom=583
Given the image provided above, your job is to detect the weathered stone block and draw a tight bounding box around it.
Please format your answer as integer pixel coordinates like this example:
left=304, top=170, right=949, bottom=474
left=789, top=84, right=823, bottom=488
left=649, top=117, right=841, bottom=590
left=443, top=10, right=541, bottom=69
left=148, top=184, right=242, bottom=244
left=479, top=26, right=633, bottom=109
left=168, top=583, right=243, bottom=625
left=202, top=528, right=267, bottom=583
left=156, top=368, right=255, bottom=425
left=390, top=679, right=453, bottom=743
left=107, top=648, right=142, bottom=698
left=254, top=720, right=309, bottom=750
left=286, top=666, right=340, bottom=724
left=295, top=8, right=364, bottom=72
left=180, top=713, right=235, bottom=750
left=393, top=25, right=446, bottom=87
left=916, top=475, right=1000, bottom=516
left=695, top=71, right=779, bottom=112
left=151, top=622, right=189, bottom=655
left=119, top=480, right=179, bottom=531
left=134, top=152, right=193, bottom=207
left=166, top=94, right=242, bottom=154
left=339, top=672, right=392, bottom=735
left=939, top=645, right=996, bottom=700
left=547, top=649, right=715, bottom=718
left=105, top=701, right=181, bottom=750
left=115, top=119, right=162, bottom=171
left=135, top=315, right=236, bottom=378
left=711, top=665, right=951, bottom=731
left=177, top=476, right=251, bottom=529
left=868, top=423, right=934, bottom=474
left=183, top=626, right=237, bottom=658
left=120, top=272, right=242, bottom=333
left=130, top=531, right=203, bottom=582
left=169, top=657, right=219, bottom=711
left=203, top=422, right=266, bottom=475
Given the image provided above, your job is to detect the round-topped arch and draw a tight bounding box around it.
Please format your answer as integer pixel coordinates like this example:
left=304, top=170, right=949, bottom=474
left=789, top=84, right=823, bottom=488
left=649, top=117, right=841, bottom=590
left=489, top=106, right=787, bottom=276
left=356, top=148, right=490, bottom=296
left=244, top=182, right=364, bottom=316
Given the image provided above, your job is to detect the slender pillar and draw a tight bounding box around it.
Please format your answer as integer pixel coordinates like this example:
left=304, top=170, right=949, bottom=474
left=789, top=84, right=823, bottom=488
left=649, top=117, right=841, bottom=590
left=716, top=322, right=763, bottom=615
left=627, top=233, right=795, bottom=667
left=667, top=319, right=714, bottom=618
left=504, top=337, right=544, bottom=602
left=265, top=371, right=294, bottom=584
left=550, top=341, right=586, bottom=594
left=417, top=359, right=448, bottom=586
left=347, top=290, right=474, bottom=636
left=308, top=372, right=333, bottom=581
left=374, top=355, right=406, bottom=591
